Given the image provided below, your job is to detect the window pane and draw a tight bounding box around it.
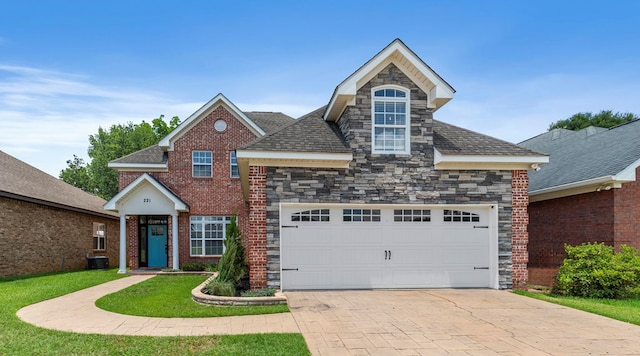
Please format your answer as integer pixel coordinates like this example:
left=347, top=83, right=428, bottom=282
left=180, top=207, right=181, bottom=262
left=374, top=89, right=385, bottom=97
left=396, top=90, right=406, bottom=98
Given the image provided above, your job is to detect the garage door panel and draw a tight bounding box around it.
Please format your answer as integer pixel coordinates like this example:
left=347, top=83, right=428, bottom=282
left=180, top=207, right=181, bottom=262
left=281, top=205, right=493, bottom=290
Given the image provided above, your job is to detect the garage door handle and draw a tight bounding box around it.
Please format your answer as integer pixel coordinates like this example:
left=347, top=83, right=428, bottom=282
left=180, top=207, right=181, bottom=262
left=282, top=268, right=299, bottom=271
left=384, top=250, right=392, bottom=260
left=281, top=225, right=298, bottom=228
left=388, top=250, right=391, bottom=260
left=474, top=267, right=489, bottom=270
left=473, top=225, right=489, bottom=229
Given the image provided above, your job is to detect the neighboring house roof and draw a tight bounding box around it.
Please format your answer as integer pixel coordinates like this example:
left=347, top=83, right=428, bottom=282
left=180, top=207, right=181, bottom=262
left=324, top=38, right=456, bottom=121
left=109, top=110, right=293, bottom=168
left=519, top=120, right=640, bottom=201
left=0, top=150, right=117, bottom=219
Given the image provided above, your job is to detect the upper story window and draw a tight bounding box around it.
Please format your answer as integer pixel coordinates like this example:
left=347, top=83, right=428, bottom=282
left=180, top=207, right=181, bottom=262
left=192, top=151, right=212, bottom=177
left=229, top=151, right=239, bottom=178
left=371, top=86, right=410, bottom=154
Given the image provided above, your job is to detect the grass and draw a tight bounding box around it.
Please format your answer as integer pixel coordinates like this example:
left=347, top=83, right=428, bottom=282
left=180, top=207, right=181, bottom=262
left=96, top=275, right=289, bottom=317
left=0, top=269, right=309, bottom=355
left=514, top=290, right=640, bottom=326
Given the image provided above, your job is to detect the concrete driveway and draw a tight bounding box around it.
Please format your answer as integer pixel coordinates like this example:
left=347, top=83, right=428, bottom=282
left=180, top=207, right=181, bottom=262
left=286, top=289, right=640, bottom=355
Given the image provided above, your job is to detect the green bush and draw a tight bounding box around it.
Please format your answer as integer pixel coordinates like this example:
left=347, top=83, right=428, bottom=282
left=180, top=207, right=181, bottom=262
left=216, top=215, right=247, bottom=287
left=205, top=278, right=235, bottom=297
left=553, top=243, right=640, bottom=299
left=181, top=262, right=205, bottom=271
left=204, top=263, right=217, bottom=272
left=241, top=288, right=276, bottom=297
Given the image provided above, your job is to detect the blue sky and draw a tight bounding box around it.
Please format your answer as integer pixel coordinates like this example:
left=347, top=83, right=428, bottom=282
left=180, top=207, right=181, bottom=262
left=1, top=1, right=640, bottom=177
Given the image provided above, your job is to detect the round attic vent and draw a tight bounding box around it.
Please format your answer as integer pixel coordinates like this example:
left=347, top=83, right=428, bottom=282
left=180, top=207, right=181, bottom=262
left=214, top=119, right=227, bottom=132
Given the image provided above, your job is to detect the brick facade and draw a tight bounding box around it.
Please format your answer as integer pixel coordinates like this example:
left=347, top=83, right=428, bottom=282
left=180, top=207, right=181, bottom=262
left=118, top=105, right=254, bottom=270
left=0, top=196, right=119, bottom=277
left=247, top=166, right=267, bottom=289
left=261, top=64, right=520, bottom=290
left=528, top=166, right=640, bottom=286
left=511, top=169, right=529, bottom=290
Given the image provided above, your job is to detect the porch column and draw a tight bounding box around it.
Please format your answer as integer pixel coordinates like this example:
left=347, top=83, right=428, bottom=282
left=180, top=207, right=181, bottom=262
left=118, top=213, right=127, bottom=274
left=172, top=213, right=179, bottom=270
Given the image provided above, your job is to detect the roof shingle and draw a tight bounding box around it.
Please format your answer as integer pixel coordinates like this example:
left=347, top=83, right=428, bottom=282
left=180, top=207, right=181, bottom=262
left=0, top=150, right=115, bottom=217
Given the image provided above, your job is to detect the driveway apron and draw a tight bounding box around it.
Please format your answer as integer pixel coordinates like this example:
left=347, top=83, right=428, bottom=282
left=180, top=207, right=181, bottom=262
left=286, top=289, right=640, bottom=355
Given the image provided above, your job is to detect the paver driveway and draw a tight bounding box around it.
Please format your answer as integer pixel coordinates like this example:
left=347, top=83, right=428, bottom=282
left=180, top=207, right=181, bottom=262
left=286, top=289, right=640, bottom=355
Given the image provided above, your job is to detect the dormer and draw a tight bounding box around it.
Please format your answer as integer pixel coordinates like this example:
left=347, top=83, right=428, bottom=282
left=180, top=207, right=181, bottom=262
left=323, top=38, right=455, bottom=122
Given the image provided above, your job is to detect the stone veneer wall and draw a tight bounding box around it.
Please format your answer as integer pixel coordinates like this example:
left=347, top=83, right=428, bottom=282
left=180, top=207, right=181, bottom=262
left=261, top=61, right=516, bottom=290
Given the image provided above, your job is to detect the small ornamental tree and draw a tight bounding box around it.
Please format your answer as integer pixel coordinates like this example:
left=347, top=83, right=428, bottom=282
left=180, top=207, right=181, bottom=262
left=553, top=243, right=640, bottom=299
left=215, top=215, right=247, bottom=290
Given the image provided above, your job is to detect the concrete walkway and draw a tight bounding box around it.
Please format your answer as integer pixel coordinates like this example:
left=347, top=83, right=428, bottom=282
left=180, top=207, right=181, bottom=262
left=17, top=275, right=299, bottom=336
left=286, top=289, right=640, bottom=355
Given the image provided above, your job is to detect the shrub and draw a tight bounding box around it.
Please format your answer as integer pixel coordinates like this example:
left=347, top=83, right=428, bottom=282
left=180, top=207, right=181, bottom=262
left=204, top=263, right=217, bottom=272
left=553, top=243, right=640, bottom=299
left=205, top=278, right=235, bottom=297
left=216, top=215, right=247, bottom=288
left=181, top=262, right=205, bottom=271
left=241, top=288, right=276, bottom=297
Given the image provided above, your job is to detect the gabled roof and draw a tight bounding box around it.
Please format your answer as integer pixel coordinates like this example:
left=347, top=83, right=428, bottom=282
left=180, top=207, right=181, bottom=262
left=519, top=120, right=640, bottom=201
left=0, top=150, right=116, bottom=219
left=158, top=93, right=266, bottom=151
left=109, top=108, right=294, bottom=169
left=324, top=38, right=455, bottom=121
left=104, top=173, right=188, bottom=212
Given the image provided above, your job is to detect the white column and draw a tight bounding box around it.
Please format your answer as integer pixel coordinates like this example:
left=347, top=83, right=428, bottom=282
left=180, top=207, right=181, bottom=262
left=118, top=214, right=127, bottom=274
left=172, top=213, right=179, bottom=270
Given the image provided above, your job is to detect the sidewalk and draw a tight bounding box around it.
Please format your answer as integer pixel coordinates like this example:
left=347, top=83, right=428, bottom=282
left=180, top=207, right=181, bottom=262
left=16, top=275, right=300, bottom=336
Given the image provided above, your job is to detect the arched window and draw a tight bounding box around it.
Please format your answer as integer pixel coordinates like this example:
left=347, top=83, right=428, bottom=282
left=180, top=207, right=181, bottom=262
left=371, top=86, right=410, bottom=154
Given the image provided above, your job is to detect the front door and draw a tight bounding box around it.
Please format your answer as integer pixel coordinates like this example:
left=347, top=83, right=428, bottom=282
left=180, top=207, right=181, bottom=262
left=148, top=225, right=167, bottom=268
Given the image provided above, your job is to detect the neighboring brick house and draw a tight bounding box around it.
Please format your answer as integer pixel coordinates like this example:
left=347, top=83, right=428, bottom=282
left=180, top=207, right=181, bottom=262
left=520, top=121, right=640, bottom=286
left=0, top=150, right=119, bottom=277
left=106, top=39, right=547, bottom=290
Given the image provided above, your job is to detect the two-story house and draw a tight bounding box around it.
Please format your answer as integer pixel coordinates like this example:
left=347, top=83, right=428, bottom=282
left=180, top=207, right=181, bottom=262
left=105, top=39, right=548, bottom=290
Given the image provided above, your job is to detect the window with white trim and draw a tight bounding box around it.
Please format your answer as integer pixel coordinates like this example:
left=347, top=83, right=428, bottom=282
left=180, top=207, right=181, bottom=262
left=93, top=222, right=106, bottom=250
left=192, top=151, right=212, bottom=177
left=291, top=209, right=330, bottom=222
left=230, top=151, right=239, bottom=178
left=190, top=216, right=231, bottom=256
left=343, top=209, right=381, bottom=222
left=372, top=87, right=410, bottom=154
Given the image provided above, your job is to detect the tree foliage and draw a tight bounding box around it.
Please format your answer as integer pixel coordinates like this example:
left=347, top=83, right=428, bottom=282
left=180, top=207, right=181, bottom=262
left=215, top=215, right=248, bottom=289
left=548, top=110, right=638, bottom=131
left=59, top=115, right=180, bottom=200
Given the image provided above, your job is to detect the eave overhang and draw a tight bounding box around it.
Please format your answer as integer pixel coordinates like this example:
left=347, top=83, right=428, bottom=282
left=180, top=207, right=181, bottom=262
left=107, top=162, right=168, bottom=172
left=434, top=148, right=549, bottom=170
left=235, top=150, right=353, bottom=200
left=529, top=157, right=640, bottom=202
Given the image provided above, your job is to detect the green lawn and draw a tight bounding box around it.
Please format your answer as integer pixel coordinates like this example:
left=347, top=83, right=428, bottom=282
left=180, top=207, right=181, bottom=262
left=96, top=274, right=289, bottom=317
left=514, top=290, right=640, bottom=326
left=0, top=270, right=309, bottom=356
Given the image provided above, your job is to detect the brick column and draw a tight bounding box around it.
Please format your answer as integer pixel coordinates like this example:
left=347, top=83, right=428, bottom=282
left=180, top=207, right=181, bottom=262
left=512, top=170, right=529, bottom=289
left=247, top=166, right=267, bottom=290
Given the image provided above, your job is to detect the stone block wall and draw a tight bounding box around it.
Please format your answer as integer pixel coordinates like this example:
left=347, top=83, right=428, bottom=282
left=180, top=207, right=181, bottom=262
left=0, top=197, right=119, bottom=277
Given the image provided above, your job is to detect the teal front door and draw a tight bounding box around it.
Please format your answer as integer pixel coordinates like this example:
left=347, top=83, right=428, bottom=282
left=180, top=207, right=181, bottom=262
left=148, top=225, right=167, bottom=268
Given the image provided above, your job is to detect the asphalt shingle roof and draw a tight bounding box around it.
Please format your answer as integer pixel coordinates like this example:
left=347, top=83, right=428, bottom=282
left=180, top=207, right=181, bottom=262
left=433, top=120, right=544, bottom=156
left=519, top=120, right=640, bottom=191
left=0, top=150, right=115, bottom=217
left=239, top=107, right=351, bottom=153
left=111, top=145, right=166, bottom=165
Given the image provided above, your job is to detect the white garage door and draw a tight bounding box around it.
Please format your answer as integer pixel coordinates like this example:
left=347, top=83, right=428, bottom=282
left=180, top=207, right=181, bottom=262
left=280, top=204, right=497, bottom=290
